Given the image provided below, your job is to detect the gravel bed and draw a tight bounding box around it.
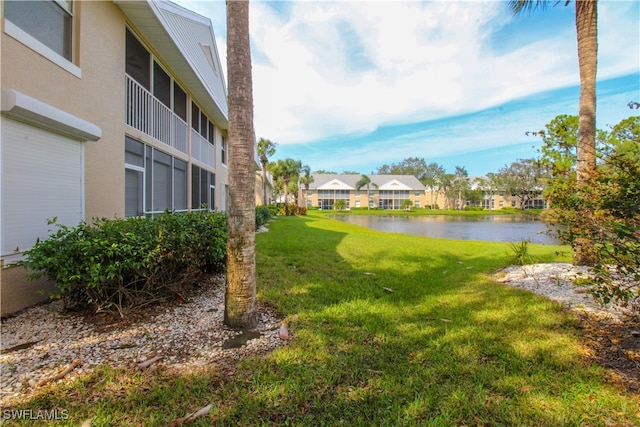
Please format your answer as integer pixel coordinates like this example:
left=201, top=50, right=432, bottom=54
left=0, top=275, right=286, bottom=407
left=494, top=262, right=636, bottom=321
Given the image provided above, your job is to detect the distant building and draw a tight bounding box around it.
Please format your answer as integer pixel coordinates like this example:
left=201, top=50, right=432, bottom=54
left=306, top=174, right=427, bottom=210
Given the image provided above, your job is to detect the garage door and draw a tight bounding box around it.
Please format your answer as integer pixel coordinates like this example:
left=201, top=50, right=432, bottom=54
left=1, top=118, right=84, bottom=262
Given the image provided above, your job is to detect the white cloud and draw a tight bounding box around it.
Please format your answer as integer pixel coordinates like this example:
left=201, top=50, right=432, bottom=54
left=247, top=1, right=591, bottom=145
left=178, top=0, right=638, bottom=156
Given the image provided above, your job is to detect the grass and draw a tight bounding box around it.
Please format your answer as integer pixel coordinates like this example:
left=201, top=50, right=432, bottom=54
left=6, top=211, right=639, bottom=426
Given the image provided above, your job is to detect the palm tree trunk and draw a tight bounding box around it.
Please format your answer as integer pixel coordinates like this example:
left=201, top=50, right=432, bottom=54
left=225, top=0, right=258, bottom=329
left=573, top=0, right=598, bottom=265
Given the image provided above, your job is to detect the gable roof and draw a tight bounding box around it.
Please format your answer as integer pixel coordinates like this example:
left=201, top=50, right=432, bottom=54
left=310, top=174, right=425, bottom=191
left=115, top=0, right=228, bottom=129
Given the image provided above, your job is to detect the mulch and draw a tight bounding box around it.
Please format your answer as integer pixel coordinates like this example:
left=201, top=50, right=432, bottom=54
left=576, top=312, right=640, bottom=394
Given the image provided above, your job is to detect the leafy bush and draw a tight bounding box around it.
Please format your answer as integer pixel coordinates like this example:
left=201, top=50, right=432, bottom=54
left=17, top=211, right=227, bottom=316
left=276, top=203, right=305, bottom=216
left=333, top=200, right=347, bottom=210
left=464, top=206, right=484, bottom=211
left=401, top=199, right=413, bottom=210
left=256, top=206, right=273, bottom=228
left=539, top=115, right=640, bottom=310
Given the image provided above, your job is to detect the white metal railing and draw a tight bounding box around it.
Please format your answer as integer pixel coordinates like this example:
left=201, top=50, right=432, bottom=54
left=191, top=129, right=215, bottom=167
left=126, top=74, right=188, bottom=154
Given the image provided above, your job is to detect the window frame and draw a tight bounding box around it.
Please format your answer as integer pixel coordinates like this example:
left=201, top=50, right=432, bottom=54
left=3, top=0, right=80, bottom=77
left=124, top=136, right=189, bottom=217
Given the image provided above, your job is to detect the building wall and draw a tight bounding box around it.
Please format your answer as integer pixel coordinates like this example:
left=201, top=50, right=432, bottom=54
left=1, top=1, right=229, bottom=314
left=2, top=2, right=127, bottom=219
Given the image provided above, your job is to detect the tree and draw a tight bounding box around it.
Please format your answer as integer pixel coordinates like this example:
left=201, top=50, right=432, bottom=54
left=355, top=174, right=378, bottom=210
left=268, top=158, right=302, bottom=215
left=510, top=0, right=598, bottom=264
left=375, top=157, right=434, bottom=183
left=425, top=164, right=446, bottom=209
left=224, top=0, right=257, bottom=329
left=474, top=173, right=502, bottom=209
left=257, top=138, right=277, bottom=205
left=401, top=199, right=414, bottom=210
left=453, top=166, right=469, bottom=209
left=498, top=158, right=545, bottom=209
left=540, top=115, right=640, bottom=310
left=333, top=199, right=347, bottom=210
left=298, top=165, right=314, bottom=208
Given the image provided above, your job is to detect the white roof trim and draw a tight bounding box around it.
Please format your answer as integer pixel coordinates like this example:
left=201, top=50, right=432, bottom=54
left=318, top=179, right=354, bottom=190
left=378, top=179, right=412, bottom=191
left=1, top=88, right=102, bottom=141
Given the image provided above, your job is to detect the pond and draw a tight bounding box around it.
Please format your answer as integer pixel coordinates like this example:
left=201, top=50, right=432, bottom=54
left=330, top=214, right=559, bottom=245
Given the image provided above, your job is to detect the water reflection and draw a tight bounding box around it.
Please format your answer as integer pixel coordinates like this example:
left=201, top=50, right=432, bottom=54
left=331, top=215, right=558, bottom=244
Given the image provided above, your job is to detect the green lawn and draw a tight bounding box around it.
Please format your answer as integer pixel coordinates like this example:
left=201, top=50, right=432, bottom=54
left=9, top=211, right=639, bottom=426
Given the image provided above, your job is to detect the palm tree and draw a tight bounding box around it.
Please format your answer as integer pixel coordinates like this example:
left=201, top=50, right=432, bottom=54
left=355, top=174, right=378, bottom=210
left=268, top=158, right=302, bottom=215
left=257, top=137, right=277, bottom=205
left=224, top=0, right=257, bottom=329
left=509, top=0, right=597, bottom=264
left=298, top=164, right=313, bottom=208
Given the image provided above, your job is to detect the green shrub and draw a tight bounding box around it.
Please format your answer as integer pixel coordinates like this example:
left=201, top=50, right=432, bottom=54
left=509, top=239, right=532, bottom=265
left=464, top=206, right=484, bottom=211
left=17, top=211, right=227, bottom=316
left=256, top=206, right=273, bottom=228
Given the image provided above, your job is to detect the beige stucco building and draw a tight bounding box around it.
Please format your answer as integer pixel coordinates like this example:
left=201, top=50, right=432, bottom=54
left=1, top=0, right=229, bottom=314
left=306, top=174, right=428, bottom=210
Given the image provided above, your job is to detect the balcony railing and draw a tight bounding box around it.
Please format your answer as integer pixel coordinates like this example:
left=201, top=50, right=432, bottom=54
left=126, top=74, right=188, bottom=154
left=191, top=129, right=215, bottom=168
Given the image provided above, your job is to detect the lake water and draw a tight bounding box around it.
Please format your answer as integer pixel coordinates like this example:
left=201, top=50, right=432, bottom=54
left=331, top=215, right=559, bottom=245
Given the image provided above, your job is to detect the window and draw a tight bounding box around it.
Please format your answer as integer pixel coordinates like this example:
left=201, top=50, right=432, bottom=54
left=191, top=103, right=200, bottom=133
left=124, top=136, right=188, bottom=216
left=125, top=138, right=145, bottom=217
left=153, top=61, right=171, bottom=108
left=4, top=0, right=72, bottom=61
left=126, top=29, right=150, bottom=90
left=221, top=136, right=227, bottom=164
left=208, top=121, right=215, bottom=144
left=174, top=83, right=187, bottom=122
left=192, top=102, right=216, bottom=144
left=126, top=29, right=187, bottom=123
left=191, top=165, right=216, bottom=210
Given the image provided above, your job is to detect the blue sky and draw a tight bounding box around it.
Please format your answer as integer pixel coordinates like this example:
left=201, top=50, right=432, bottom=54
left=177, top=0, right=640, bottom=176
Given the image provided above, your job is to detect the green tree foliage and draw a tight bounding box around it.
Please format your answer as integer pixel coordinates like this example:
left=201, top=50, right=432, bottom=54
left=257, top=137, right=278, bottom=205
left=401, top=199, right=414, bottom=210
left=268, top=158, right=303, bottom=215
left=539, top=115, right=640, bottom=310
left=356, top=174, right=378, bottom=210
left=376, top=157, right=444, bottom=185
left=333, top=199, right=347, bottom=210
left=497, top=158, right=546, bottom=208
